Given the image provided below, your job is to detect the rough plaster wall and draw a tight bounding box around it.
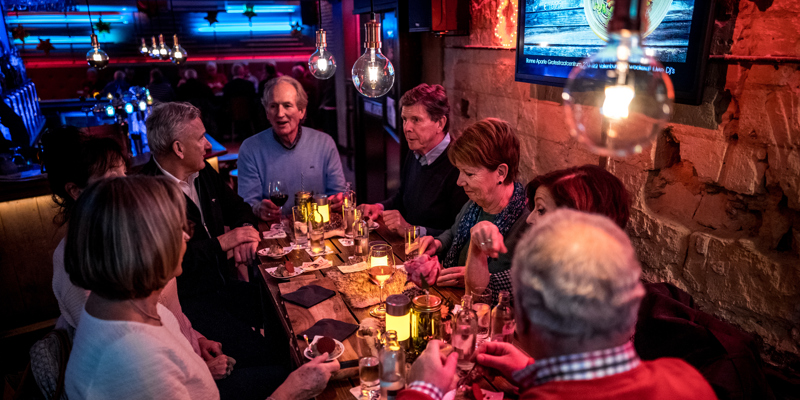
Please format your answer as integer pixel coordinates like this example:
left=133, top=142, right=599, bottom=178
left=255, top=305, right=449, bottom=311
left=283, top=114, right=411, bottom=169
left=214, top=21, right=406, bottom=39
left=434, top=0, right=800, bottom=365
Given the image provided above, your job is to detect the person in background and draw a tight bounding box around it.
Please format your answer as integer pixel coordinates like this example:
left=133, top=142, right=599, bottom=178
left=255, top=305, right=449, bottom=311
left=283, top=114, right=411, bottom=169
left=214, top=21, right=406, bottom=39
left=359, top=84, right=468, bottom=237
left=41, top=126, right=237, bottom=382
left=101, top=70, right=130, bottom=97
left=400, top=210, right=718, bottom=400
left=64, top=176, right=339, bottom=400
left=418, top=118, right=529, bottom=301
left=148, top=68, right=175, bottom=103
left=80, top=67, right=105, bottom=98
left=178, top=69, right=214, bottom=103
left=258, top=62, right=282, bottom=98
left=290, top=64, right=318, bottom=128
left=205, top=61, right=228, bottom=96
left=223, top=63, right=256, bottom=100
left=464, top=164, right=631, bottom=303
left=238, top=76, right=346, bottom=222
left=242, top=62, right=260, bottom=91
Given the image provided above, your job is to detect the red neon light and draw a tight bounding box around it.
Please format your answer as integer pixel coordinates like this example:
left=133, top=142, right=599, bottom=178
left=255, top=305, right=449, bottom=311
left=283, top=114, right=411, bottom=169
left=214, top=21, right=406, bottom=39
left=24, top=53, right=311, bottom=68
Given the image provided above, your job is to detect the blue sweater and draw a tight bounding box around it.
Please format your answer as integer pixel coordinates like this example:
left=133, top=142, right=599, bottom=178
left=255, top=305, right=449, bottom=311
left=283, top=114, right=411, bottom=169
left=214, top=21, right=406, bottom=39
left=238, top=127, right=346, bottom=213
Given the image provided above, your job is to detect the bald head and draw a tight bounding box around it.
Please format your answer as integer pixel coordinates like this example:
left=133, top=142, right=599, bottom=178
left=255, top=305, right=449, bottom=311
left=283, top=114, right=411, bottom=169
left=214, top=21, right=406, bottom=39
left=512, top=209, right=644, bottom=348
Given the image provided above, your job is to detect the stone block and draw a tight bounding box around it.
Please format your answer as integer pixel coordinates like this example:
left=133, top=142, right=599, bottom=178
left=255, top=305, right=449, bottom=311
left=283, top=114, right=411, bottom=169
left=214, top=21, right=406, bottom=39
left=675, top=134, right=728, bottom=182
left=476, top=93, right=519, bottom=125
left=646, top=182, right=702, bottom=225
left=607, top=159, right=651, bottom=209
left=533, top=137, right=598, bottom=176
left=718, top=143, right=768, bottom=195
left=628, top=207, right=692, bottom=274
left=764, top=89, right=800, bottom=147
left=693, top=192, right=758, bottom=232
left=766, top=146, right=800, bottom=210
left=534, top=101, right=571, bottom=144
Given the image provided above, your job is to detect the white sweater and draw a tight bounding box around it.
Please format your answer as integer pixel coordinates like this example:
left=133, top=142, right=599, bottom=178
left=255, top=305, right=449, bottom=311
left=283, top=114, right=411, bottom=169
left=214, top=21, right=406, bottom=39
left=65, top=304, right=219, bottom=400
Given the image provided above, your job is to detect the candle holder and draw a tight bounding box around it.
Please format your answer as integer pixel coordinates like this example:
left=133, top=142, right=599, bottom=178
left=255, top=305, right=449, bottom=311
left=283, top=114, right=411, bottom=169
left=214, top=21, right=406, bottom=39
left=314, top=193, right=330, bottom=226
left=385, top=294, right=411, bottom=348
left=411, top=294, right=442, bottom=358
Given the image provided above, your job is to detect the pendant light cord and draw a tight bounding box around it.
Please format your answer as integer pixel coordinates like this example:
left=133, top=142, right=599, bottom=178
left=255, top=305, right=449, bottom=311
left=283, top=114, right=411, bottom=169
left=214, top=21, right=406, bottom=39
left=317, top=0, right=322, bottom=28
left=370, top=0, right=375, bottom=20
left=169, top=0, right=177, bottom=33
left=85, top=0, right=95, bottom=35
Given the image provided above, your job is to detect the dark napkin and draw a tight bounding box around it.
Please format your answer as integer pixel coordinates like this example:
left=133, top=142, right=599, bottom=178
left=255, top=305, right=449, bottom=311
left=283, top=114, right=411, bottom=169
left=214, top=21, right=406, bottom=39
left=299, top=318, right=359, bottom=342
left=282, top=285, right=336, bottom=308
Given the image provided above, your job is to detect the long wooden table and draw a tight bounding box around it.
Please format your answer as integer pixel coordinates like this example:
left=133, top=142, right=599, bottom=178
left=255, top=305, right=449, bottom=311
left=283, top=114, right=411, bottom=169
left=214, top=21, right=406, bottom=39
left=256, top=218, right=509, bottom=399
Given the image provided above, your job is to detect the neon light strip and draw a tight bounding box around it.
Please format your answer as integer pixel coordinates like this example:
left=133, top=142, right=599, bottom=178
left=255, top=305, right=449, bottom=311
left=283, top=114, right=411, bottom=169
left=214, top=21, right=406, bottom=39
left=224, top=5, right=298, bottom=13
left=6, top=15, right=127, bottom=24
left=23, top=54, right=311, bottom=68
left=197, top=23, right=294, bottom=33
left=13, top=36, right=118, bottom=44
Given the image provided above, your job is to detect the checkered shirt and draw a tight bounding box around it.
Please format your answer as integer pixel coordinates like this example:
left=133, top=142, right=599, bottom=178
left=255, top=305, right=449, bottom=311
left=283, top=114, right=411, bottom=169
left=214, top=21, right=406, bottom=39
left=406, top=381, right=444, bottom=400
left=488, top=269, right=513, bottom=306
left=512, top=342, right=641, bottom=389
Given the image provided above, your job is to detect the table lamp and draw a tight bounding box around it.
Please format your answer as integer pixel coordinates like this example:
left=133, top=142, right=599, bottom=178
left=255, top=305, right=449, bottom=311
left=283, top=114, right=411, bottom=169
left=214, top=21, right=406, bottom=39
left=385, top=294, right=411, bottom=347
left=314, top=194, right=330, bottom=223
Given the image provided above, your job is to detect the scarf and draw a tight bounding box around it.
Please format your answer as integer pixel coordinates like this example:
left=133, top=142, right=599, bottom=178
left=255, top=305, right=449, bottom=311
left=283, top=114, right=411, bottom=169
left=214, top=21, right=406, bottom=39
left=443, top=182, right=527, bottom=269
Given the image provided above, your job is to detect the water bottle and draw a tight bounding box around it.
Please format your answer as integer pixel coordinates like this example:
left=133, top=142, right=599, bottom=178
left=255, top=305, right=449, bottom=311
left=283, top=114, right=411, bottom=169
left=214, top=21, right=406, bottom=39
left=452, top=294, right=478, bottom=372
left=379, top=330, right=405, bottom=400
left=490, top=291, right=515, bottom=342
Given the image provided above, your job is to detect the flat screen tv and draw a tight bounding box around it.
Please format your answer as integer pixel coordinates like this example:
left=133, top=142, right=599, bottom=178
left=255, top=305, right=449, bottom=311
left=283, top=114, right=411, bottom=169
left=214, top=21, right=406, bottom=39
left=515, top=0, right=715, bottom=104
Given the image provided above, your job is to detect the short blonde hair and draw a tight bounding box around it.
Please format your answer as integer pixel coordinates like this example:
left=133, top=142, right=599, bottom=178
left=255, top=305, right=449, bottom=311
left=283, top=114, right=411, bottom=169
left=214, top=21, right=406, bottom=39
left=261, top=75, right=308, bottom=112
left=65, top=176, right=187, bottom=300
left=448, top=118, right=520, bottom=184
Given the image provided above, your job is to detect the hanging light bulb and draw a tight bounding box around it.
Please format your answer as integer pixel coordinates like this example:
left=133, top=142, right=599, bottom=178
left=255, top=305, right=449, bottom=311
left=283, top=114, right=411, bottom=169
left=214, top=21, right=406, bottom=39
left=139, top=38, right=150, bottom=56
left=308, top=30, right=336, bottom=79
left=170, top=34, right=187, bottom=65
left=138, top=100, right=147, bottom=111
left=149, top=36, right=159, bottom=58
left=562, top=0, right=673, bottom=157
left=86, top=34, right=109, bottom=69
left=351, top=15, right=394, bottom=98
left=157, top=34, right=172, bottom=60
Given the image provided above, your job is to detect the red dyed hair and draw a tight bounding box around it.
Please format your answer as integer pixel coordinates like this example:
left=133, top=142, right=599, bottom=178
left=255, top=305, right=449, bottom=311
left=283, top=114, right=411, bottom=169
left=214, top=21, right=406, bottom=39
left=526, top=164, right=631, bottom=228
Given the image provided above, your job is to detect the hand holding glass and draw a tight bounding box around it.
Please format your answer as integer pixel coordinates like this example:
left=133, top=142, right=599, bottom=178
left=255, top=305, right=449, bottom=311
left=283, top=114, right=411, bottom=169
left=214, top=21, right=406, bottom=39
left=269, top=181, right=288, bottom=214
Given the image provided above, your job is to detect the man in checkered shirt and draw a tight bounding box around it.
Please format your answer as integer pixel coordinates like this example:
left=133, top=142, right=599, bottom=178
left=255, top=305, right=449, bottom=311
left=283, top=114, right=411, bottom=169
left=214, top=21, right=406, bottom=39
left=398, top=210, right=717, bottom=400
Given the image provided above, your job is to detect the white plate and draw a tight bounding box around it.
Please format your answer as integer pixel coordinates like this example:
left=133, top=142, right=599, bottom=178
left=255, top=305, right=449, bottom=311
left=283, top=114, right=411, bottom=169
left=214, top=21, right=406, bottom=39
left=264, top=265, right=304, bottom=280
left=303, top=336, right=344, bottom=361
left=258, top=245, right=293, bottom=258
left=367, top=220, right=379, bottom=230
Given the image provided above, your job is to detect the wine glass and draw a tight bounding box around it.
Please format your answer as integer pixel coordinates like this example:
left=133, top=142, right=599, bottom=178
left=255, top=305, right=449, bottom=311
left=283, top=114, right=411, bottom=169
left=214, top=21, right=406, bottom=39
left=269, top=180, right=288, bottom=215
left=368, top=243, right=395, bottom=319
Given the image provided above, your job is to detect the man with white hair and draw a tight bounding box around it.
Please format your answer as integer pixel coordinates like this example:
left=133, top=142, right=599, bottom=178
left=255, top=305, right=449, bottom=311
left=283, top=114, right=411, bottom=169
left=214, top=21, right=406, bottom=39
left=398, top=209, right=717, bottom=400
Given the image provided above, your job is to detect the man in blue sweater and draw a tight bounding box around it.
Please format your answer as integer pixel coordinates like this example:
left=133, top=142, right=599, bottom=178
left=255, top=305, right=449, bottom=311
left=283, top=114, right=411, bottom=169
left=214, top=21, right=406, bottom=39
left=238, top=76, right=346, bottom=222
left=359, top=84, right=468, bottom=237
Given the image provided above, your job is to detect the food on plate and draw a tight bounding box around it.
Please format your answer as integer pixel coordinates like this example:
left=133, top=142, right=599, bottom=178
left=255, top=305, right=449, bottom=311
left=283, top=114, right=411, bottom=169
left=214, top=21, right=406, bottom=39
left=313, top=336, right=337, bottom=355
left=285, top=261, right=295, bottom=274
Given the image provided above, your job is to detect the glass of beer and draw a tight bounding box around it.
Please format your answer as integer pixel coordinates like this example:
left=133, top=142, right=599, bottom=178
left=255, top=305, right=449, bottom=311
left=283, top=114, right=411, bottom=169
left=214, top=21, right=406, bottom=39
left=292, top=206, right=308, bottom=249
left=368, top=244, right=395, bottom=319
left=405, top=225, right=421, bottom=259
left=359, top=356, right=380, bottom=399
left=470, top=287, right=493, bottom=344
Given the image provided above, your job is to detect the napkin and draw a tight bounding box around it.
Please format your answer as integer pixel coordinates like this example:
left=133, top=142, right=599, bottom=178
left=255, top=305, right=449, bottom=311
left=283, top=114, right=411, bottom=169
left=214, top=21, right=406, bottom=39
left=262, top=224, right=287, bottom=239
left=302, top=257, right=332, bottom=271
left=337, top=261, right=370, bottom=274
left=282, top=284, right=335, bottom=308
left=299, top=318, right=359, bottom=342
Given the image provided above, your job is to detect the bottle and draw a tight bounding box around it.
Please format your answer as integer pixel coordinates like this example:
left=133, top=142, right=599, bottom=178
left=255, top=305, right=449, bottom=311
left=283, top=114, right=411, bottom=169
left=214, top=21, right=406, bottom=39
left=490, top=291, right=515, bottom=342
left=379, top=330, right=406, bottom=400
left=451, top=295, right=478, bottom=372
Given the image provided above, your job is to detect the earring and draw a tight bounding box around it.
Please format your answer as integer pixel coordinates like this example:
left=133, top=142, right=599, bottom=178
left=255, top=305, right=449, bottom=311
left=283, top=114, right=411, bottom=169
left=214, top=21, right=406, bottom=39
left=497, top=181, right=502, bottom=185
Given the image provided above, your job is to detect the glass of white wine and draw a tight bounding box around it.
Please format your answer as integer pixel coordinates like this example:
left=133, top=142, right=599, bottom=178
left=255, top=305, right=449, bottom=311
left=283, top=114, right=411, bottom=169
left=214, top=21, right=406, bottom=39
left=368, top=243, right=395, bottom=319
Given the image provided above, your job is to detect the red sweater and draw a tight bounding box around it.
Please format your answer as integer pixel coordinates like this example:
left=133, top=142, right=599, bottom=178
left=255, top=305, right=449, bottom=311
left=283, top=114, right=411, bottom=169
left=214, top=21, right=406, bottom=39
left=397, top=358, right=717, bottom=400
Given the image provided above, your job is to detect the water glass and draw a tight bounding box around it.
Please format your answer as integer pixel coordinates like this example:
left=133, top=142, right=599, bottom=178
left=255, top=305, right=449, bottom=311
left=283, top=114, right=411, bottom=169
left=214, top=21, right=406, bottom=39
left=342, top=206, right=360, bottom=246
left=356, top=324, right=381, bottom=358
left=309, top=226, right=325, bottom=255
left=405, top=225, right=421, bottom=259
left=350, top=219, right=370, bottom=264
left=359, top=356, right=380, bottom=400
left=470, top=287, right=492, bottom=344
left=292, top=206, right=308, bottom=248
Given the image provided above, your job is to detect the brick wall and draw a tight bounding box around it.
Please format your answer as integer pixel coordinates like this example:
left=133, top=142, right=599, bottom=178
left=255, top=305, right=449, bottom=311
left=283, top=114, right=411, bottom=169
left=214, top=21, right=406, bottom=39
left=426, top=0, right=800, bottom=365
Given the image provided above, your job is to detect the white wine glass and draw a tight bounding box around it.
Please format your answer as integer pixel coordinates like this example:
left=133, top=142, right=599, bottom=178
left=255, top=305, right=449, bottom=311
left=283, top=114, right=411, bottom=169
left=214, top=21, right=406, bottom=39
left=368, top=243, right=395, bottom=318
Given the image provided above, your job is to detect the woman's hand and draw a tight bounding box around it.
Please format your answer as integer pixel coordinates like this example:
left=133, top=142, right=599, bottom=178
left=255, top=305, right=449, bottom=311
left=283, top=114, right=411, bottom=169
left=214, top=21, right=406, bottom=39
left=270, top=354, right=340, bottom=400
left=469, top=221, right=507, bottom=259
left=437, top=266, right=465, bottom=287
left=472, top=342, right=533, bottom=383
left=419, top=236, right=441, bottom=256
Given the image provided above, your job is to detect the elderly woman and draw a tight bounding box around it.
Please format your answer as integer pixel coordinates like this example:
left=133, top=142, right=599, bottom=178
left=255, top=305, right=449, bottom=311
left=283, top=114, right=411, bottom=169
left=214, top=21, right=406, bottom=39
left=465, top=164, right=632, bottom=302
left=419, top=118, right=530, bottom=297
left=64, top=176, right=338, bottom=399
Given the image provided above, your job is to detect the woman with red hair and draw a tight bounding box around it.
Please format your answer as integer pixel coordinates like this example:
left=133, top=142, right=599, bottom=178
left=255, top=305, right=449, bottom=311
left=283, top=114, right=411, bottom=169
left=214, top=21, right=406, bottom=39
left=465, top=164, right=632, bottom=299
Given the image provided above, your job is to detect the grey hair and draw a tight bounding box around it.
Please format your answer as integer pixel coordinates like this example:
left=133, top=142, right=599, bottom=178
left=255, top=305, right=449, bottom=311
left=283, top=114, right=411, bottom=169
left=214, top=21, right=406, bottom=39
left=146, top=102, right=202, bottom=157
left=232, top=63, right=245, bottom=77
left=512, top=209, right=645, bottom=341
left=184, top=68, right=198, bottom=80
left=113, top=70, right=125, bottom=80
left=261, top=75, right=308, bottom=112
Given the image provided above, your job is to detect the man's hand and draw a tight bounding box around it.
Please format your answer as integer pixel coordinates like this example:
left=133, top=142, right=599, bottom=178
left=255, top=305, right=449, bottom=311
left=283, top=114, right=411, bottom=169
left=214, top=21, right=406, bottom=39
left=233, top=241, right=258, bottom=264
left=469, top=221, right=508, bottom=259
left=418, top=236, right=441, bottom=256
left=357, top=203, right=384, bottom=221
left=270, top=354, right=340, bottom=400
left=473, top=342, right=533, bottom=383
left=206, top=354, right=236, bottom=380
left=256, top=199, right=281, bottom=222
left=328, top=192, right=344, bottom=212
left=407, top=340, right=459, bottom=393
left=383, top=210, right=411, bottom=234
left=198, top=337, right=223, bottom=361
left=437, top=266, right=464, bottom=287
left=217, top=226, right=260, bottom=252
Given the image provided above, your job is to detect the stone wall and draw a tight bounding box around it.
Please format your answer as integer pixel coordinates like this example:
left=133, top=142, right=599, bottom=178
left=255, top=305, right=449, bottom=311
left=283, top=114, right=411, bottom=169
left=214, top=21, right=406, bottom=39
left=427, top=0, right=800, bottom=365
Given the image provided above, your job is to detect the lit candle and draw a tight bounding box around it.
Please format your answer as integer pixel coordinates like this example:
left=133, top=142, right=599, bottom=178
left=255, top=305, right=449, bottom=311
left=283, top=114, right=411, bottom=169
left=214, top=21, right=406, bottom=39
left=385, top=294, right=411, bottom=344
left=370, top=255, right=388, bottom=267
left=314, top=194, right=330, bottom=223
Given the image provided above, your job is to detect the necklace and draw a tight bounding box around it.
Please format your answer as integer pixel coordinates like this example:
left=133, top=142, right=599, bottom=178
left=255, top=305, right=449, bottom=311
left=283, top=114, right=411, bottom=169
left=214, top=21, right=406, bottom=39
left=129, top=299, right=162, bottom=323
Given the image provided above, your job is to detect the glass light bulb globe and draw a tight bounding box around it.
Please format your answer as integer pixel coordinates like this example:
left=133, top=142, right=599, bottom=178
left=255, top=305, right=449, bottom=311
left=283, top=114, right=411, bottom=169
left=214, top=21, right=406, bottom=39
left=171, top=45, right=187, bottom=65
left=139, top=38, right=149, bottom=56
left=352, top=48, right=395, bottom=98
left=138, top=100, right=147, bottom=111
left=86, top=47, right=109, bottom=69
left=158, top=45, right=171, bottom=60
left=149, top=37, right=159, bottom=59
left=308, top=47, right=336, bottom=80
left=563, top=32, right=673, bottom=157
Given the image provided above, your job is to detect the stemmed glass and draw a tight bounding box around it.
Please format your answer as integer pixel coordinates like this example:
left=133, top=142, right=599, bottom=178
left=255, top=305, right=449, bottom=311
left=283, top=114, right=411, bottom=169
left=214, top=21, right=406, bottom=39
left=268, top=180, right=288, bottom=215
left=368, top=244, right=395, bottom=319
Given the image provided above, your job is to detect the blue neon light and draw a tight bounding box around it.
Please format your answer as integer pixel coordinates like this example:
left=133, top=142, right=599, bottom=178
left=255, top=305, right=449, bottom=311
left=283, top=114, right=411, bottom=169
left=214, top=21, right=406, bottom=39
left=105, top=105, right=115, bottom=117
left=198, top=23, right=294, bottom=33
left=124, top=103, right=134, bottom=114
left=224, top=5, right=297, bottom=13
left=6, top=15, right=128, bottom=24
left=13, top=35, right=120, bottom=44
left=138, top=101, right=147, bottom=112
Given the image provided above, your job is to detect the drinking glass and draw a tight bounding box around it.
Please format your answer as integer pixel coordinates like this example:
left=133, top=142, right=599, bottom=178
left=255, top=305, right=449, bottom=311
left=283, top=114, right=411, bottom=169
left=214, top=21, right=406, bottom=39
left=405, top=225, right=421, bottom=259
left=341, top=206, right=359, bottom=246
left=368, top=244, right=395, bottom=319
left=350, top=219, right=370, bottom=264
left=356, top=324, right=381, bottom=358
left=359, top=356, right=380, bottom=400
left=292, top=206, right=308, bottom=249
left=268, top=180, right=288, bottom=214
left=470, top=287, right=492, bottom=344
left=308, top=203, right=326, bottom=255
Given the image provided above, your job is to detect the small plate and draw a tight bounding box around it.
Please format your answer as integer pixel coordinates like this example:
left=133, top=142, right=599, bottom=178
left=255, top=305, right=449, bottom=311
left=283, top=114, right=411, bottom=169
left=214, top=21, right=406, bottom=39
left=258, top=245, right=293, bottom=258
left=303, top=336, right=344, bottom=362
left=367, top=220, right=379, bottom=230
left=264, top=264, right=304, bottom=280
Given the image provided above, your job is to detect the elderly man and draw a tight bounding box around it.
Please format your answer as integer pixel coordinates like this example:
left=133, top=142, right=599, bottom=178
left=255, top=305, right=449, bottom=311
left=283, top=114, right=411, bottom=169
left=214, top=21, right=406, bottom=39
left=400, top=210, right=717, bottom=400
left=238, top=76, right=346, bottom=221
left=359, top=84, right=468, bottom=236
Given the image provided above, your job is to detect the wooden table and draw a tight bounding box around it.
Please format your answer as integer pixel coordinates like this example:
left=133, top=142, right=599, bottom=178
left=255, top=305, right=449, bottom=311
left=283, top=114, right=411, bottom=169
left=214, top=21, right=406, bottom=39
left=256, top=218, right=510, bottom=399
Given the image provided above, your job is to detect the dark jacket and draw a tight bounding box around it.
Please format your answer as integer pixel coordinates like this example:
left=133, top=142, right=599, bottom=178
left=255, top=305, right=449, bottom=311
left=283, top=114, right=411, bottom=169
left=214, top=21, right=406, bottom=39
left=138, top=157, right=258, bottom=298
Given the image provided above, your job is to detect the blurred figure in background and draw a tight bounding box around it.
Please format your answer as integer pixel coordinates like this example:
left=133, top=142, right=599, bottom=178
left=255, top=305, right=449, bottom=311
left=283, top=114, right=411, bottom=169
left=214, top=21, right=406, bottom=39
left=101, top=70, right=130, bottom=97
left=258, top=62, right=282, bottom=98
left=205, top=61, right=227, bottom=96
left=223, top=64, right=256, bottom=100
left=148, top=68, right=175, bottom=103
left=178, top=69, right=214, bottom=102
left=80, top=67, right=105, bottom=98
